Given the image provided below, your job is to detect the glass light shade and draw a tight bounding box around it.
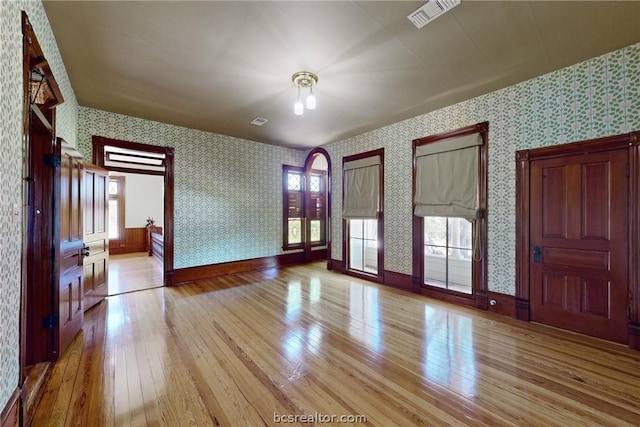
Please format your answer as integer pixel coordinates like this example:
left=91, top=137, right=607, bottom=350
left=294, top=100, right=304, bottom=115
left=306, top=93, right=316, bottom=110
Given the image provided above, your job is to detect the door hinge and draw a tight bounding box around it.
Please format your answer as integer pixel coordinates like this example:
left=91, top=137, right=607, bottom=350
left=42, top=314, right=59, bottom=329
left=628, top=305, right=632, bottom=319
left=44, top=154, right=61, bottom=168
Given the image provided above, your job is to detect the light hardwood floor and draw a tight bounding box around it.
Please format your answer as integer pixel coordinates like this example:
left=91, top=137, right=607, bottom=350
left=33, top=263, right=640, bottom=426
left=108, top=252, right=163, bottom=295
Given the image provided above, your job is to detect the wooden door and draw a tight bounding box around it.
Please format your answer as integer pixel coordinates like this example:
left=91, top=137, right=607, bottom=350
left=58, top=141, right=85, bottom=354
left=83, top=164, right=109, bottom=311
left=530, top=149, right=628, bottom=343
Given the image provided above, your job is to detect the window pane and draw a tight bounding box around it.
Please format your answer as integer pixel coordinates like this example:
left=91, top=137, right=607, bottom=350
left=349, top=219, right=363, bottom=238
left=288, top=219, right=302, bottom=244
left=448, top=217, right=472, bottom=250
left=448, top=249, right=472, bottom=293
left=424, top=216, right=446, bottom=247
left=108, top=181, right=118, bottom=195
left=364, top=240, right=378, bottom=274
left=310, top=175, right=321, bottom=192
left=349, top=238, right=363, bottom=271
left=288, top=192, right=303, bottom=218
left=287, top=173, right=301, bottom=190
left=108, top=200, right=119, bottom=239
left=310, top=220, right=321, bottom=242
left=424, top=244, right=446, bottom=287
left=364, top=219, right=377, bottom=240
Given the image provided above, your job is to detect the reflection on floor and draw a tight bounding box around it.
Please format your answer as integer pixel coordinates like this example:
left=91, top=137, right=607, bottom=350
left=108, top=252, right=163, bottom=295
left=32, top=262, right=640, bottom=426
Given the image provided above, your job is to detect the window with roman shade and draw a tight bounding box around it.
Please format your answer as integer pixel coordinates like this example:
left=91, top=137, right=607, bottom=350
left=412, top=122, right=488, bottom=299
left=342, top=155, right=381, bottom=219
left=414, top=132, right=483, bottom=219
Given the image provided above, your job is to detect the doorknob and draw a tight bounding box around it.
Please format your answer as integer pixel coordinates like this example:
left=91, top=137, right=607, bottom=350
left=533, top=246, right=541, bottom=263
left=81, top=245, right=90, bottom=258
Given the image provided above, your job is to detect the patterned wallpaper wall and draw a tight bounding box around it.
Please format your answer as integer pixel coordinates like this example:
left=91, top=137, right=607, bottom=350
left=78, top=107, right=307, bottom=269
left=323, top=43, right=640, bottom=296
left=0, top=0, right=78, bottom=413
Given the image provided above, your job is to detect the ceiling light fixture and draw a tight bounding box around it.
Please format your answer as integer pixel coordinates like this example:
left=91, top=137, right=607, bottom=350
left=292, top=71, right=318, bottom=116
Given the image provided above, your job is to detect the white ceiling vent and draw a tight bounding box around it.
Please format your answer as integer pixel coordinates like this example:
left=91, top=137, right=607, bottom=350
left=250, top=117, right=269, bottom=126
left=408, top=0, right=460, bottom=29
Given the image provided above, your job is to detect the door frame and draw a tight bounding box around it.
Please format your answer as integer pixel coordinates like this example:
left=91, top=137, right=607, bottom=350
left=515, top=131, right=640, bottom=349
left=21, top=9, right=66, bottom=379
left=91, top=136, right=175, bottom=285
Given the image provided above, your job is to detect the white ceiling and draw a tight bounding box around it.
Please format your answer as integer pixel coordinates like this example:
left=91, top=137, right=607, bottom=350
left=43, top=1, right=640, bottom=149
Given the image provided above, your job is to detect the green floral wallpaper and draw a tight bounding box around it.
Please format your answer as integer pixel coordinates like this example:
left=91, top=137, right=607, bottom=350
left=1, top=0, right=638, bottom=414
left=78, top=107, right=307, bottom=269
left=323, top=43, right=640, bottom=296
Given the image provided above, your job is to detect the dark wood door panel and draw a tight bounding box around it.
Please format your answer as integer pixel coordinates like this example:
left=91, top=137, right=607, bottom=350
left=83, top=164, right=110, bottom=312
left=58, top=141, right=85, bottom=357
left=542, top=247, right=609, bottom=270
left=58, top=266, right=83, bottom=354
left=530, top=149, right=628, bottom=344
left=582, top=161, right=610, bottom=240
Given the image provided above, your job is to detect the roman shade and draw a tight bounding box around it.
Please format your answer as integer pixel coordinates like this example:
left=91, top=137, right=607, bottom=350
left=342, top=155, right=380, bottom=219
left=414, top=132, right=483, bottom=219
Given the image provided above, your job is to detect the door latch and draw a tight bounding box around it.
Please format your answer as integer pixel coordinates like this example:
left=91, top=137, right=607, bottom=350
left=533, top=246, right=541, bottom=263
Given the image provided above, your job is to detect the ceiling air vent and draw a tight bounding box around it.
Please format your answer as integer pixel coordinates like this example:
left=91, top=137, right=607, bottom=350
left=250, top=117, right=269, bottom=126
left=408, top=0, right=460, bottom=29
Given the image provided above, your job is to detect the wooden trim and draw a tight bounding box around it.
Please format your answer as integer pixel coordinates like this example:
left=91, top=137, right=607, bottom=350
left=303, top=148, right=332, bottom=265
left=629, top=322, right=640, bottom=351
left=0, top=388, right=20, bottom=427
left=307, top=248, right=328, bottom=262
left=330, top=259, right=346, bottom=274
left=515, top=149, right=531, bottom=307
left=109, top=227, right=147, bottom=254
left=411, top=122, right=489, bottom=304
left=515, top=298, right=530, bottom=321
left=383, top=270, right=415, bottom=292
left=515, top=131, right=640, bottom=335
left=342, top=148, right=385, bottom=282
left=99, top=165, right=164, bottom=176
left=171, top=252, right=305, bottom=285
left=486, top=291, right=516, bottom=317
left=29, top=104, right=53, bottom=133
left=413, top=121, right=489, bottom=146
left=21, top=10, right=65, bottom=378
left=523, top=132, right=633, bottom=161
left=419, top=286, right=476, bottom=308
left=21, top=12, right=64, bottom=110
left=282, top=165, right=304, bottom=251
left=631, top=133, right=640, bottom=328
left=92, top=136, right=175, bottom=285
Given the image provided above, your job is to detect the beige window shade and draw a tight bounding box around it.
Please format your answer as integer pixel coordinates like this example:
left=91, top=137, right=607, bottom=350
left=414, top=133, right=483, bottom=219
left=342, top=155, right=380, bottom=219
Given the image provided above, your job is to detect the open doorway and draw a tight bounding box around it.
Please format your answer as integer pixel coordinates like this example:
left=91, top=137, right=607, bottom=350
left=92, top=136, right=175, bottom=292
left=107, top=171, right=165, bottom=294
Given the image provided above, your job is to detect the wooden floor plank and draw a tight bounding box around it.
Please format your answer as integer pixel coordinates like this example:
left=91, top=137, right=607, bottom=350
left=33, top=262, right=640, bottom=426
